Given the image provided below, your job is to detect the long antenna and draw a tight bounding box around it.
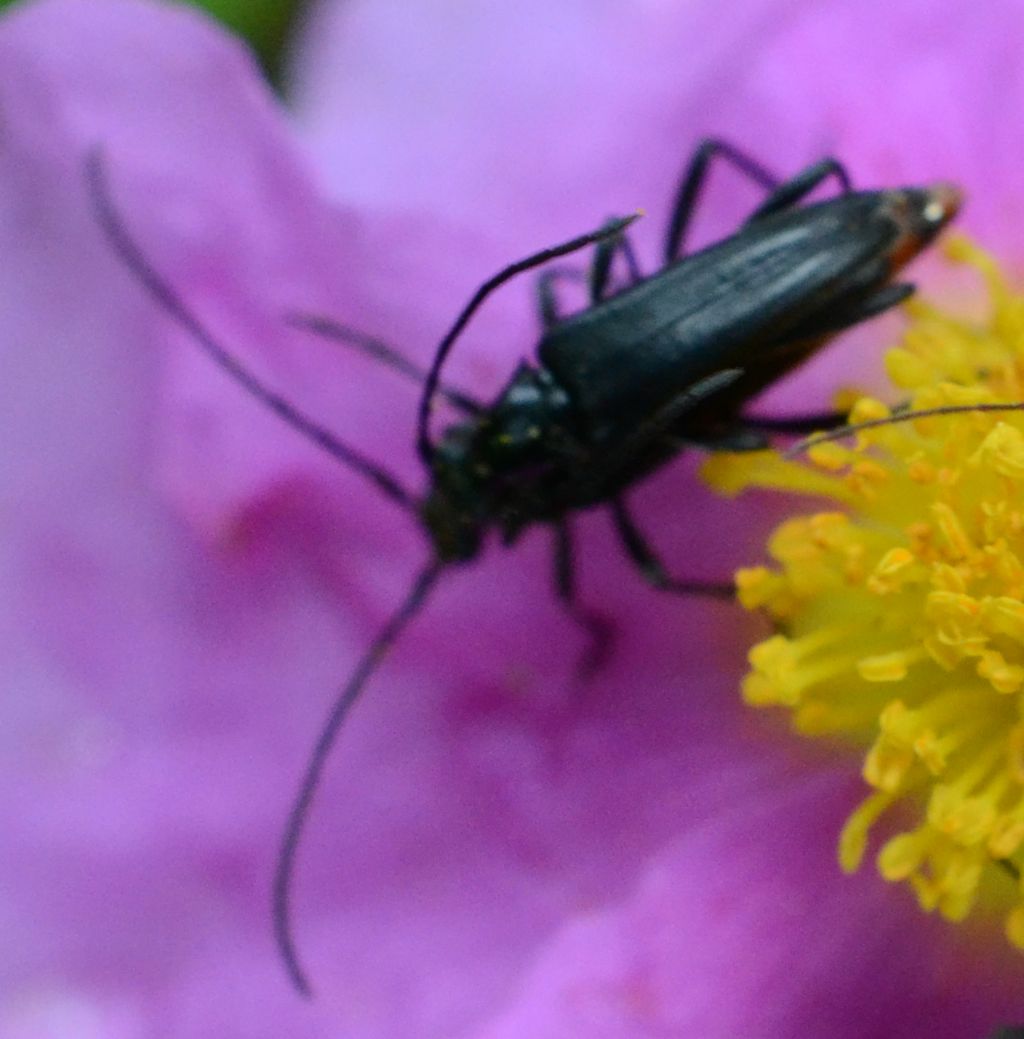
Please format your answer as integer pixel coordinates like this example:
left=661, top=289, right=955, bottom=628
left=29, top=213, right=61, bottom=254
left=785, top=401, right=1024, bottom=459
left=416, top=213, right=642, bottom=463
left=86, top=148, right=417, bottom=511
left=274, top=560, right=444, bottom=997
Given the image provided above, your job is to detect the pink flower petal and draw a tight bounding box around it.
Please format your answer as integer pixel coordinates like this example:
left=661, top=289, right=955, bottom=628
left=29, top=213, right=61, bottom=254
left=474, top=771, right=1024, bottom=1039
left=294, top=0, right=1024, bottom=254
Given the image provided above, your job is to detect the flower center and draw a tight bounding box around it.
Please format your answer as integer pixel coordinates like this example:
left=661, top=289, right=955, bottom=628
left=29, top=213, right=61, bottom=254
left=703, top=236, right=1024, bottom=948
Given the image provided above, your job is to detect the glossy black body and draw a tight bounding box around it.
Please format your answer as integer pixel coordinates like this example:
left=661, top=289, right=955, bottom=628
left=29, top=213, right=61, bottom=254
left=422, top=183, right=960, bottom=562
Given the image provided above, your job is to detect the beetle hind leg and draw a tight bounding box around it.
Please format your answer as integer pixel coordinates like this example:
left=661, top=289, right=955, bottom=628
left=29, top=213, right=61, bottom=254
left=741, top=411, right=850, bottom=437
left=746, top=157, right=853, bottom=222
left=781, top=282, right=914, bottom=343
left=665, top=138, right=780, bottom=263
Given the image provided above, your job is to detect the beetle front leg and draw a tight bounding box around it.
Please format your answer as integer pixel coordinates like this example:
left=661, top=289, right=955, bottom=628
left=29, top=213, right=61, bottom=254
left=536, top=223, right=643, bottom=327
left=664, top=138, right=780, bottom=263
left=610, top=498, right=734, bottom=599
left=588, top=222, right=644, bottom=301
left=552, top=521, right=615, bottom=678
left=537, top=267, right=586, bottom=327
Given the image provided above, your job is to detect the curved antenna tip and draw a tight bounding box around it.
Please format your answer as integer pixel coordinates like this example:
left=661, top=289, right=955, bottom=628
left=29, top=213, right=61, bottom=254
left=271, top=560, right=443, bottom=998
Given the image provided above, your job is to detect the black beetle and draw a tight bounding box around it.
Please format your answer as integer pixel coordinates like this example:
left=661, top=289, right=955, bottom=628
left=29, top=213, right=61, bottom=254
left=87, top=138, right=960, bottom=995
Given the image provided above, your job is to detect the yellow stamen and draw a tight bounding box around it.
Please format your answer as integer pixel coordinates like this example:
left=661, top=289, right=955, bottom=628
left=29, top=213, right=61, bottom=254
left=708, top=236, right=1024, bottom=953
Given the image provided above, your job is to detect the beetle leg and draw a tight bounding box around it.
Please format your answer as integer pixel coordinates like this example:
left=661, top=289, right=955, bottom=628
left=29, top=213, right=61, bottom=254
left=741, top=411, right=850, bottom=436
left=610, top=498, right=734, bottom=599
left=778, top=281, right=914, bottom=341
left=287, top=313, right=483, bottom=414
left=537, top=266, right=586, bottom=327
left=665, top=138, right=780, bottom=263
left=553, top=521, right=615, bottom=679
left=589, top=221, right=644, bottom=301
left=684, top=426, right=770, bottom=452
left=746, top=157, right=853, bottom=221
